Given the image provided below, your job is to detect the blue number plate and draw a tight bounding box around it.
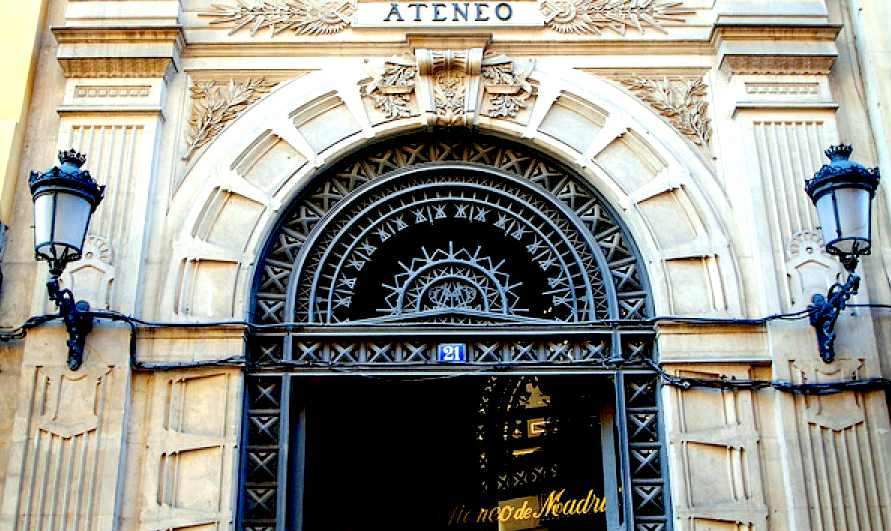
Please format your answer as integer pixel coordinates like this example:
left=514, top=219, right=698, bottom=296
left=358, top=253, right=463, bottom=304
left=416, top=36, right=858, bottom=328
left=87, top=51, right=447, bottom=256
left=437, top=343, right=467, bottom=363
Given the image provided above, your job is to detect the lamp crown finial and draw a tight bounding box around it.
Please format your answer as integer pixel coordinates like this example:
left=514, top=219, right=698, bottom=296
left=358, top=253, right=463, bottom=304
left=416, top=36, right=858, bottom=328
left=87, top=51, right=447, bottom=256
left=58, top=149, right=87, bottom=168
left=825, top=144, right=853, bottom=161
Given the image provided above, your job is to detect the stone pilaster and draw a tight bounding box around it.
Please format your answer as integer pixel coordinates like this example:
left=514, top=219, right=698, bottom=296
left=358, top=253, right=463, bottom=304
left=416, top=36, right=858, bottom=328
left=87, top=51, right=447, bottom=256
left=43, top=24, right=183, bottom=316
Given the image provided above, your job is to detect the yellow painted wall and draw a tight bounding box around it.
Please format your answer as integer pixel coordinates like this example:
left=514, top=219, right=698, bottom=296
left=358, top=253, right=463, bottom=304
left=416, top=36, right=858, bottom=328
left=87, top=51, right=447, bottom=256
left=0, top=0, right=48, bottom=228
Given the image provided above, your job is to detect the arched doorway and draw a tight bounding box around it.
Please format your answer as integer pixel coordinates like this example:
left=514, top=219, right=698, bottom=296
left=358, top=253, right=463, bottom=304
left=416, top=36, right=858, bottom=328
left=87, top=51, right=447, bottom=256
left=242, top=133, right=668, bottom=531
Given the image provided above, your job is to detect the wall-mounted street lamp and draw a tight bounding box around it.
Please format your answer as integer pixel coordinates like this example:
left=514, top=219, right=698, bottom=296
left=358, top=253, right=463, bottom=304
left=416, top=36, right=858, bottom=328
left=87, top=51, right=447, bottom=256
left=805, top=145, right=880, bottom=363
left=29, top=150, right=105, bottom=370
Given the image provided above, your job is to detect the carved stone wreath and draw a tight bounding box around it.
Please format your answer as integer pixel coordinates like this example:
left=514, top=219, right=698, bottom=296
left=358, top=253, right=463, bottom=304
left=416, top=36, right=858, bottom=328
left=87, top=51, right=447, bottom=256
left=201, top=0, right=357, bottom=36
left=183, top=78, right=278, bottom=160
left=539, top=0, right=691, bottom=35
left=617, top=75, right=711, bottom=147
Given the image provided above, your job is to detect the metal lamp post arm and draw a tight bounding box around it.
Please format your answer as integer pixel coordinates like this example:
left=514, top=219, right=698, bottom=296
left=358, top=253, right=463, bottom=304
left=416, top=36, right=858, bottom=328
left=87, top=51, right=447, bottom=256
left=808, top=272, right=860, bottom=363
left=46, top=275, right=93, bottom=370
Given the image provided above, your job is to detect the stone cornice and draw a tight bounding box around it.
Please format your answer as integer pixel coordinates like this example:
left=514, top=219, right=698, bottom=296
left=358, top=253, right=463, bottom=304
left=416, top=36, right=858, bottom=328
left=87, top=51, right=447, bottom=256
left=711, top=23, right=842, bottom=43
left=54, top=25, right=185, bottom=79
left=52, top=25, right=185, bottom=48
left=180, top=21, right=842, bottom=59
left=182, top=40, right=716, bottom=58
left=712, top=22, right=840, bottom=76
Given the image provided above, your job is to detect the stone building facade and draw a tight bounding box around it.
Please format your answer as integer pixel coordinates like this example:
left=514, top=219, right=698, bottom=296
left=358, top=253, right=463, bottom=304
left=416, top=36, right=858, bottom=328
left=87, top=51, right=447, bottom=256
left=0, top=1, right=890, bottom=530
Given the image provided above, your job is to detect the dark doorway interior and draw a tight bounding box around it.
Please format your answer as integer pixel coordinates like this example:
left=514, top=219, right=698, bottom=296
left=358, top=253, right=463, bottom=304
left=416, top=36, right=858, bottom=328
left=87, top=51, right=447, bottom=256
left=293, top=376, right=615, bottom=531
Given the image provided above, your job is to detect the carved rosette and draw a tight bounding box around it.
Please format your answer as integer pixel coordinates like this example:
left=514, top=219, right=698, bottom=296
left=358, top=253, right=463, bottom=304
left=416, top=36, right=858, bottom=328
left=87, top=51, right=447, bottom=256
left=616, top=75, right=711, bottom=147
left=416, top=48, right=483, bottom=127
left=361, top=56, right=418, bottom=120
left=184, top=78, right=278, bottom=160
left=201, top=0, right=357, bottom=36
left=481, top=54, right=537, bottom=119
left=539, top=0, right=691, bottom=35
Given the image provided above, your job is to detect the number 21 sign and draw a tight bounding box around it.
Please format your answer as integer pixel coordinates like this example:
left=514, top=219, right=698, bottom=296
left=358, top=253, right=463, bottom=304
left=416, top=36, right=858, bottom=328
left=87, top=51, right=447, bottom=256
left=437, top=343, right=467, bottom=363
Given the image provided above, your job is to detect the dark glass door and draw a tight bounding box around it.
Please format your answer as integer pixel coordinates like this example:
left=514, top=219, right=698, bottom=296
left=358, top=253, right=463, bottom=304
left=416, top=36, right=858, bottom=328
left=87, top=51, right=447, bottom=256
left=294, top=376, right=617, bottom=531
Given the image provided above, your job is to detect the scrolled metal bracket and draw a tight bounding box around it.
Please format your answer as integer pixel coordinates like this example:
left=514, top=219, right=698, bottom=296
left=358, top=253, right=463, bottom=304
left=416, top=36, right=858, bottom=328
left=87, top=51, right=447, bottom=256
left=46, top=275, right=94, bottom=371
left=808, top=270, right=860, bottom=364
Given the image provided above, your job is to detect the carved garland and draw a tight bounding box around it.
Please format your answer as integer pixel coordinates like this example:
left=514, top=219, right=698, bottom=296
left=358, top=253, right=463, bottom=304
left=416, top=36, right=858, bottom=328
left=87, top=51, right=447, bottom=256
left=201, top=0, right=357, bottom=36
left=618, top=75, right=711, bottom=147
left=183, top=78, right=278, bottom=160
left=539, top=0, right=692, bottom=35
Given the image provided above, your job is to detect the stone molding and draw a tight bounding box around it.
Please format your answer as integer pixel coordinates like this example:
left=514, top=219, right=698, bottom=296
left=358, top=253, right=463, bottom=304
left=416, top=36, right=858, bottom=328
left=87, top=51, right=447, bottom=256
left=58, top=57, right=176, bottom=79
left=74, top=84, right=152, bottom=98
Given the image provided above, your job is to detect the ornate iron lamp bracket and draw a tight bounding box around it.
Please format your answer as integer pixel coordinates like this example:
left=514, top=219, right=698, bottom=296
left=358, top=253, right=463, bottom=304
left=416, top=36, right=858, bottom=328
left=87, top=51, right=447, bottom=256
left=808, top=270, right=860, bottom=363
left=46, top=275, right=93, bottom=371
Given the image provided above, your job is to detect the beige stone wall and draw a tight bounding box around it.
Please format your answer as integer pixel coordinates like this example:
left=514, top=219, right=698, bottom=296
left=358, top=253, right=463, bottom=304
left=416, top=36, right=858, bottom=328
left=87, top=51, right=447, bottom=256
left=0, top=0, right=889, bottom=530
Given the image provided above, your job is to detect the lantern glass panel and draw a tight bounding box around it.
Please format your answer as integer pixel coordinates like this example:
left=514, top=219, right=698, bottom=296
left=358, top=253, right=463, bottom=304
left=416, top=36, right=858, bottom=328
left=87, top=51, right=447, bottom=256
left=55, top=192, right=92, bottom=249
left=34, top=191, right=92, bottom=261
left=815, top=187, right=872, bottom=255
left=33, top=193, right=55, bottom=256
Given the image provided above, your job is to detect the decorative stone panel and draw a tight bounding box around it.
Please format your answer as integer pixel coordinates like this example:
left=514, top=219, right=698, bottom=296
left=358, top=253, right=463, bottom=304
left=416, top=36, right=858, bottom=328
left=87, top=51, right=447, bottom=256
left=663, top=364, right=768, bottom=530
left=416, top=47, right=484, bottom=127
left=0, top=329, right=132, bottom=531
left=781, top=360, right=891, bottom=530
left=200, top=0, right=357, bottom=36
left=139, top=369, right=242, bottom=531
left=52, top=117, right=162, bottom=315
left=750, top=118, right=841, bottom=310
left=614, top=75, right=711, bottom=149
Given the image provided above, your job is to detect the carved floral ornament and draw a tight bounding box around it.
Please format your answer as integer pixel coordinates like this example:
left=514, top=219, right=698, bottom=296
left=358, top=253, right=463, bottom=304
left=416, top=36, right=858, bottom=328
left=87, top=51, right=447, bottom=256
left=202, top=0, right=691, bottom=36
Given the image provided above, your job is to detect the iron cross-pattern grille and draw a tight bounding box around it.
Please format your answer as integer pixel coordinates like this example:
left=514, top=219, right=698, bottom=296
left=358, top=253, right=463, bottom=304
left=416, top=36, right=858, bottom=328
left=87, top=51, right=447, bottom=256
left=242, top=133, right=668, bottom=531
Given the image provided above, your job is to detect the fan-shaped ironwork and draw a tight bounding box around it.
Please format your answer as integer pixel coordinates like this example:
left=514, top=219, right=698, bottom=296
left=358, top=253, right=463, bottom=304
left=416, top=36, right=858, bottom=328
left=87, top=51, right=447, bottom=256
left=252, top=134, right=650, bottom=325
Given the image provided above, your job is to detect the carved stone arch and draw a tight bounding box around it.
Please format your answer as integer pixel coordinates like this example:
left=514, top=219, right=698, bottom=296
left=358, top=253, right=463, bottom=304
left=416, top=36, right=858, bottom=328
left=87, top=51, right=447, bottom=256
left=162, top=63, right=742, bottom=322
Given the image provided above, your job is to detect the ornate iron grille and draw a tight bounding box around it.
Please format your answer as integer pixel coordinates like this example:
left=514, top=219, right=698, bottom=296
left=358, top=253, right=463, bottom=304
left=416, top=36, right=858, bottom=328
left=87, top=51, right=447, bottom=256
left=252, top=134, right=649, bottom=325
left=242, top=133, right=668, bottom=531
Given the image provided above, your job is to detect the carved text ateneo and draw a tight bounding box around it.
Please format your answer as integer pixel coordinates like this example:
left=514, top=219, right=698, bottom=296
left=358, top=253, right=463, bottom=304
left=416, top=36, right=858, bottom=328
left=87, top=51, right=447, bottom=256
left=383, top=2, right=513, bottom=22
